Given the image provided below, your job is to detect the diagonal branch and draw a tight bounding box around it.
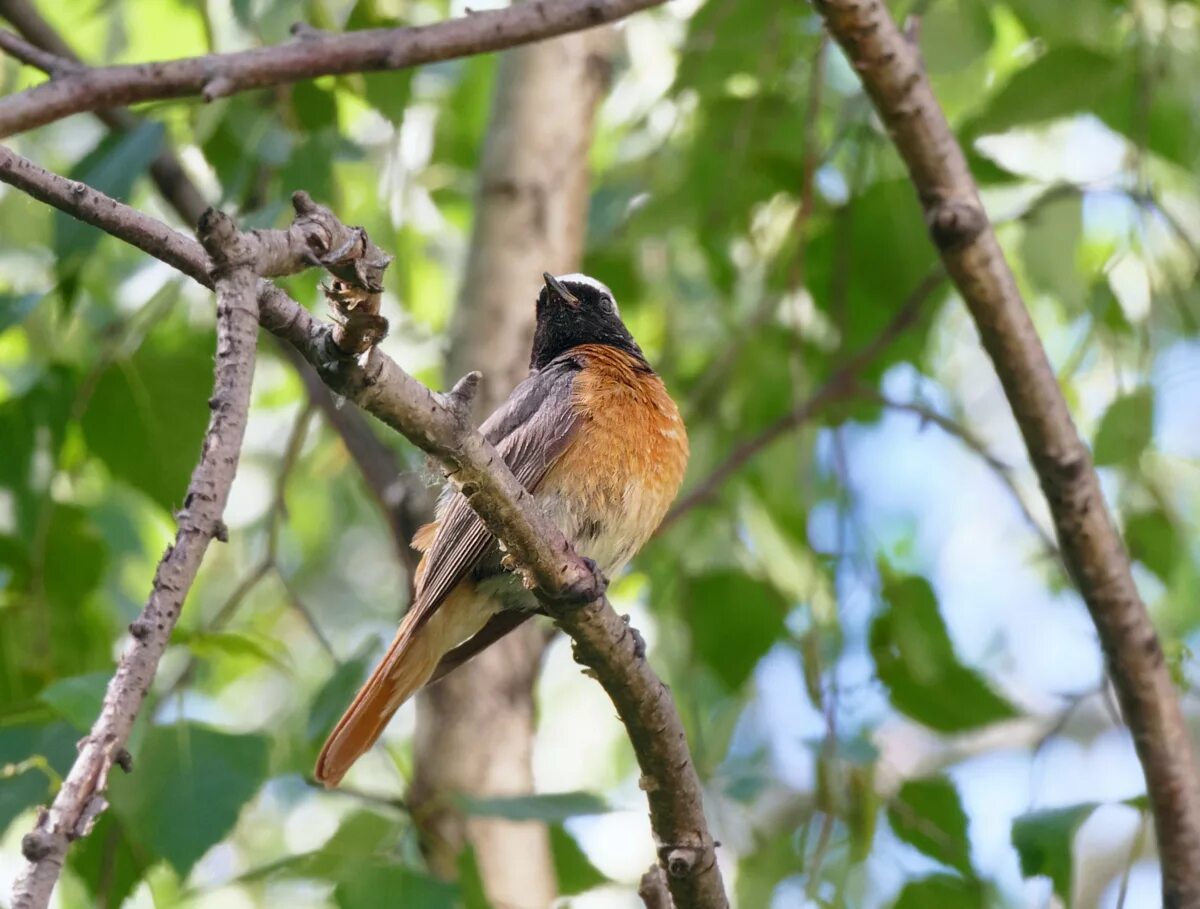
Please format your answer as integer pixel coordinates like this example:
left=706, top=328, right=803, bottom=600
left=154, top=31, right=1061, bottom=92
left=811, top=1, right=1200, bottom=903
left=0, top=0, right=665, bottom=138
left=0, top=145, right=728, bottom=909
left=9, top=207, right=262, bottom=909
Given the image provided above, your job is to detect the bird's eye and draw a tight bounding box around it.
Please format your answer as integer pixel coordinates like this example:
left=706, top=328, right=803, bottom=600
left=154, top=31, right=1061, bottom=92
left=603, top=294, right=619, bottom=315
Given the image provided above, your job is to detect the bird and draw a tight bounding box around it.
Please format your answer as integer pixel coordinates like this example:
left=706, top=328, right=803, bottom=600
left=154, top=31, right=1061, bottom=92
left=314, top=272, right=689, bottom=787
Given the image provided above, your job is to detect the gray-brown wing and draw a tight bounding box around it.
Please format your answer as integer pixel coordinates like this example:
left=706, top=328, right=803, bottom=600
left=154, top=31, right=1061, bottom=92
left=407, top=354, right=582, bottom=632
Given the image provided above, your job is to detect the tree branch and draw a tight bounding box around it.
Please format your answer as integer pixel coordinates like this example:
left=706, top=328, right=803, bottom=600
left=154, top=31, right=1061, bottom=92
left=8, top=203, right=261, bottom=909
left=0, top=0, right=664, bottom=138
left=0, top=145, right=728, bottom=908
left=812, top=1, right=1200, bottom=902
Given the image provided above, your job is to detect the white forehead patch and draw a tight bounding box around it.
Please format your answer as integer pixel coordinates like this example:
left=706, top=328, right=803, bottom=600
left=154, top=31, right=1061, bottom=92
left=555, top=273, right=618, bottom=314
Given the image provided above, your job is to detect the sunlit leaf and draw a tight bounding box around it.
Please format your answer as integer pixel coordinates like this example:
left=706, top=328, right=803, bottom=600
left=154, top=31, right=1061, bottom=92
left=964, top=47, right=1122, bottom=137
left=334, top=864, right=458, bottom=909
left=888, top=776, right=974, bottom=877
left=111, top=723, right=269, bottom=877
left=892, top=874, right=985, bottom=909
left=39, top=672, right=110, bottom=731
left=684, top=571, right=788, bottom=690
left=80, top=322, right=213, bottom=511
left=870, top=575, right=1018, bottom=731
left=1093, top=388, right=1154, bottom=466
left=1011, top=803, right=1099, bottom=902
left=551, top=824, right=608, bottom=896
left=1125, top=509, right=1180, bottom=582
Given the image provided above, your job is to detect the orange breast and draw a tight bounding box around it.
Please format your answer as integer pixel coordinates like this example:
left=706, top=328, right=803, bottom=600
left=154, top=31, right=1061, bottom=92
left=537, top=344, right=689, bottom=573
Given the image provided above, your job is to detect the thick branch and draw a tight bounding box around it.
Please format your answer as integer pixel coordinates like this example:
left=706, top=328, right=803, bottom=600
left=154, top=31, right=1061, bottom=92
left=0, top=145, right=727, bottom=908
left=813, top=1, right=1200, bottom=902
left=0, top=0, right=664, bottom=138
left=8, top=206, right=260, bottom=909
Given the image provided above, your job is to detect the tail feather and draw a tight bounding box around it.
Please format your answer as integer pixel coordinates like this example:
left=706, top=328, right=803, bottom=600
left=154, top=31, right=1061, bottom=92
left=314, top=588, right=492, bottom=788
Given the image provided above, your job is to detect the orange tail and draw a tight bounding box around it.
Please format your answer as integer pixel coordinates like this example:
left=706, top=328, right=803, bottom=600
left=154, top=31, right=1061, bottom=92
left=314, top=588, right=492, bottom=787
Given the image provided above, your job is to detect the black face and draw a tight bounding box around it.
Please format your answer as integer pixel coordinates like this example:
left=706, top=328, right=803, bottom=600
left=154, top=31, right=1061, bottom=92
left=529, top=273, right=648, bottom=371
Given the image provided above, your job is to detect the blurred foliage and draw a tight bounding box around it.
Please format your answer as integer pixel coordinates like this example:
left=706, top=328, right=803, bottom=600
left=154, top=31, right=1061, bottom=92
left=1, top=0, right=1199, bottom=906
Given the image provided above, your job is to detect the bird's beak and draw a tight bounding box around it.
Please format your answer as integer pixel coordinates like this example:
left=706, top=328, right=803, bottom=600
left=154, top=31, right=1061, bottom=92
left=543, top=272, right=580, bottom=308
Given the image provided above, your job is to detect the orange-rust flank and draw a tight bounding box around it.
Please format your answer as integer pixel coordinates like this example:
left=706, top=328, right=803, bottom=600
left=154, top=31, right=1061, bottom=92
left=550, top=343, right=689, bottom=547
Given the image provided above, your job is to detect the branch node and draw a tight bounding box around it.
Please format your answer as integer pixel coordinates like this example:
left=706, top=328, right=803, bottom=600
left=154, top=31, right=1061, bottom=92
left=926, top=198, right=986, bottom=251
left=115, top=749, right=134, bottom=774
left=20, top=831, right=54, bottom=862
left=128, top=619, right=152, bottom=640
left=289, top=22, right=328, bottom=40
left=201, top=75, right=236, bottom=102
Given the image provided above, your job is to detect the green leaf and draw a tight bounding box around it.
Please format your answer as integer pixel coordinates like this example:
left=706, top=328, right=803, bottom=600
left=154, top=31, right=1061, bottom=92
left=1011, top=803, right=1099, bottom=902
left=919, top=0, right=993, bottom=73
left=111, top=723, right=269, bottom=877
left=39, top=672, right=110, bottom=731
left=80, top=322, right=213, bottom=511
left=1021, top=192, right=1083, bottom=310
left=334, top=864, right=458, bottom=909
left=1125, top=509, right=1180, bottom=582
left=0, top=293, right=42, bottom=333
left=551, top=824, right=608, bottom=896
left=888, top=776, right=974, bottom=877
left=684, top=571, right=788, bottom=690
left=0, top=722, right=77, bottom=834
left=870, top=575, right=1018, bottom=732
left=892, top=874, right=985, bottom=909
left=964, top=47, right=1122, bottom=137
left=54, top=122, right=165, bottom=301
left=1093, top=388, right=1154, bottom=467
left=459, top=791, right=609, bottom=823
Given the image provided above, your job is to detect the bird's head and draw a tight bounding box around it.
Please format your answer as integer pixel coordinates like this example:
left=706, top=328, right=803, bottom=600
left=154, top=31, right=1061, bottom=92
left=530, top=272, right=647, bottom=370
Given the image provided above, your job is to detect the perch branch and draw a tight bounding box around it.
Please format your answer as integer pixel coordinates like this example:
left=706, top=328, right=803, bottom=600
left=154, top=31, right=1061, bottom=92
left=0, top=146, right=728, bottom=909
left=0, top=0, right=665, bottom=138
left=812, top=1, right=1200, bottom=902
left=8, top=205, right=261, bottom=909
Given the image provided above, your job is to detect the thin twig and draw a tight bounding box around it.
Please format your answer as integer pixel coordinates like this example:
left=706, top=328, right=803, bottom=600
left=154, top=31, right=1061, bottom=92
left=813, top=1, right=1200, bottom=901
left=0, top=0, right=666, bottom=137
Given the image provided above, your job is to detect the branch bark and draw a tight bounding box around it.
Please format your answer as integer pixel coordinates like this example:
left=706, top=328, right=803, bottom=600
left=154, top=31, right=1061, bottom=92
left=0, top=0, right=664, bottom=138
left=812, top=2, right=1200, bottom=903
left=8, top=204, right=261, bottom=909
left=0, top=145, right=728, bottom=909
left=409, top=23, right=616, bottom=905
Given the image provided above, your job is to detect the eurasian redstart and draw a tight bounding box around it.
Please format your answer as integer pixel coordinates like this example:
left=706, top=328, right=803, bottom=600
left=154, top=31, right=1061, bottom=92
left=315, top=273, right=689, bottom=787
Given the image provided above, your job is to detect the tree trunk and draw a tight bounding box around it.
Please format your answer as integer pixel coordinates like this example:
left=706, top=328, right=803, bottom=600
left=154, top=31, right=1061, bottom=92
left=408, top=23, right=616, bottom=908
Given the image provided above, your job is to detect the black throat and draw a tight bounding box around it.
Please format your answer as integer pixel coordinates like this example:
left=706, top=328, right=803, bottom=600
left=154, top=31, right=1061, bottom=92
left=529, top=280, right=649, bottom=371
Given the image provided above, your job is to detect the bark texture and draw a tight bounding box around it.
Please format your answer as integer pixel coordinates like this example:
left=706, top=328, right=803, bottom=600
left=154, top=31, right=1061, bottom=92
left=410, top=25, right=616, bottom=906
left=813, top=1, right=1200, bottom=903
